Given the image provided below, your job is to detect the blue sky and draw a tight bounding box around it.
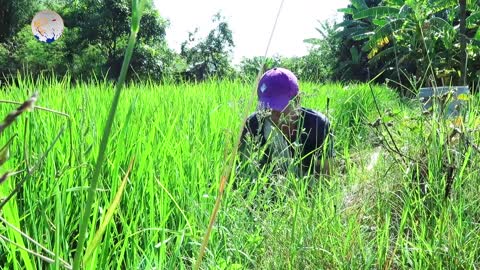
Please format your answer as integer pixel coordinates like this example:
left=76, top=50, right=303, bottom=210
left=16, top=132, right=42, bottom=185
left=153, top=0, right=349, bottom=64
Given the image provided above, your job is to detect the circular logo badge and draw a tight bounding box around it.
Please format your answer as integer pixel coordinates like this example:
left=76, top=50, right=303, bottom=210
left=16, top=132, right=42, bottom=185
left=31, top=10, right=64, bottom=43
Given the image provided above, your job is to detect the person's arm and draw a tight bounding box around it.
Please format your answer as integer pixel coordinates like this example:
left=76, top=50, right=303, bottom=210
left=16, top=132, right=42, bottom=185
left=235, top=116, right=260, bottom=175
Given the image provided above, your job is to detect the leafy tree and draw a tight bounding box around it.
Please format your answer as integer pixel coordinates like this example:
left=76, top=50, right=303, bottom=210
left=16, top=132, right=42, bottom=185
left=180, top=12, right=235, bottom=81
left=302, top=20, right=342, bottom=82
left=72, top=43, right=108, bottom=80
left=0, top=25, right=70, bottom=78
left=0, top=0, right=176, bottom=83
left=0, top=42, right=12, bottom=81
left=0, top=0, right=39, bottom=42
left=238, top=21, right=340, bottom=83
left=459, top=0, right=467, bottom=85
left=62, top=0, right=170, bottom=80
left=237, top=55, right=282, bottom=80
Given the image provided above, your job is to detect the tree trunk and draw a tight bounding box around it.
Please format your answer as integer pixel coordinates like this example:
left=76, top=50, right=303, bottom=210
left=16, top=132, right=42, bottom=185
left=459, top=0, right=467, bottom=85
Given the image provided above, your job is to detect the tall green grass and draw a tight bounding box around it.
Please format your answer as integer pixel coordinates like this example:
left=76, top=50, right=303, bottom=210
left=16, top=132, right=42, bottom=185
left=0, top=75, right=479, bottom=269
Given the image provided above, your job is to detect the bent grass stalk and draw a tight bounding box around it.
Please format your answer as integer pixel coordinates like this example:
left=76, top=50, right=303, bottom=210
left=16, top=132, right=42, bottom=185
left=0, top=99, right=70, bottom=118
left=0, top=216, right=72, bottom=269
left=0, top=92, right=38, bottom=134
left=0, top=98, right=74, bottom=168
left=0, top=125, right=66, bottom=210
left=156, top=177, right=193, bottom=234
left=0, top=124, right=66, bottom=270
left=0, top=234, right=71, bottom=269
left=71, top=1, right=147, bottom=269
left=83, top=157, right=135, bottom=265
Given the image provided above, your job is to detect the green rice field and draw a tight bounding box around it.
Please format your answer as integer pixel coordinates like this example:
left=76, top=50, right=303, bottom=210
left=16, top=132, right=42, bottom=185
left=1, top=76, right=480, bottom=269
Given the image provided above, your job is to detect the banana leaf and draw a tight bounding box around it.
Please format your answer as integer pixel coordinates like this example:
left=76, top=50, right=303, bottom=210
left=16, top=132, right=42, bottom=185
left=338, top=8, right=355, bottom=15
left=373, top=19, right=388, bottom=26
left=362, top=20, right=404, bottom=51
left=475, top=28, right=480, bottom=40
left=303, top=38, right=321, bottom=45
left=335, top=20, right=371, bottom=29
left=334, top=25, right=372, bottom=39
left=353, top=6, right=400, bottom=20
left=350, top=47, right=361, bottom=64
left=385, top=0, right=406, bottom=7
left=428, top=17, right=455, bottom=49
left=428, top=0, right=457, bottom=15
left=351, top=0, right=368, bottom=10
left=466, top=12, right=480, bottom=29
left=368, top=46, right=396, bottom=64
left=352, top=31, right=375, bottom=41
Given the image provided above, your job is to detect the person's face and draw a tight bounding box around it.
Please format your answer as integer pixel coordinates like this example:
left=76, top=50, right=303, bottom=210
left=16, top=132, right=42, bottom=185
left=269, top=97, right=299, bottom=127
left=270, top=107, right=291, bottom=126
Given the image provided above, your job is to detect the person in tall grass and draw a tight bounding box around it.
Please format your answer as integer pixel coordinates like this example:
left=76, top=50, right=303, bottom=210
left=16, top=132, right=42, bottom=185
left=238, top=67, right=334, bottom=182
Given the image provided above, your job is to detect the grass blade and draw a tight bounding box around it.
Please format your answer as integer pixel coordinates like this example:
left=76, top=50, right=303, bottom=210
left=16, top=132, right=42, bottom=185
left=0, top=92, right=38, bottom=135
left=0, top=216, right=72, bottom=269
left=0, top=234, right=72, bottom=270
left=83, top=157, right=135, bottom=265
left=0, top=125, right=66, bottom=210
left=71, top=2, right=147, bottom=268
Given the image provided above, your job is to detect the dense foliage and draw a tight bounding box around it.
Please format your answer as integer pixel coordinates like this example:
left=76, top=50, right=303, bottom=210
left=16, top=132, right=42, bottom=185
left=330, top=0, right=480, bottom=91
left=0, top=0, right=235, bottom=84
left=1, top=0, right=480, bottom=93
